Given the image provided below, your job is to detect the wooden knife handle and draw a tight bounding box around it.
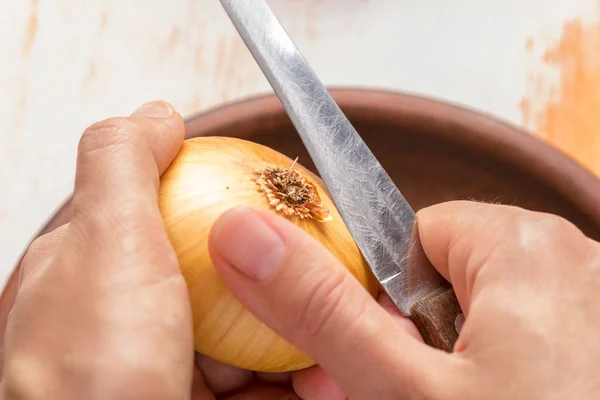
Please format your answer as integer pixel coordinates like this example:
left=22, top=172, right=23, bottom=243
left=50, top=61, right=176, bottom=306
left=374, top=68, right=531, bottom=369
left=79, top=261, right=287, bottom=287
left=409, top=283, right=461, bottom=352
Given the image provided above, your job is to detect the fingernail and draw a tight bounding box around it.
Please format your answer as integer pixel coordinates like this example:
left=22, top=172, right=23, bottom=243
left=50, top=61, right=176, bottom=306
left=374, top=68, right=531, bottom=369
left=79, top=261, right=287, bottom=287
left=455, top=313, right=465, bottom=333
left=132, top=101, right=175, bottom=118
left=212, top=207, right=286, bottom=281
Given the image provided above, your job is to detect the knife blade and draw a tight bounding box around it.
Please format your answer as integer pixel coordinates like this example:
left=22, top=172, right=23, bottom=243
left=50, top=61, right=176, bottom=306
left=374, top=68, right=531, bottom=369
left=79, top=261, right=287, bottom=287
left=219, top=0, right=463, bottom=351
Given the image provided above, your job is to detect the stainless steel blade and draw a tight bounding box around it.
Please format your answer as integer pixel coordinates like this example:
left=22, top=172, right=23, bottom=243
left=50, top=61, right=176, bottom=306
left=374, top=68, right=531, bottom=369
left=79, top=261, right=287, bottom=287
left=219, top=0, right=446, bottom=315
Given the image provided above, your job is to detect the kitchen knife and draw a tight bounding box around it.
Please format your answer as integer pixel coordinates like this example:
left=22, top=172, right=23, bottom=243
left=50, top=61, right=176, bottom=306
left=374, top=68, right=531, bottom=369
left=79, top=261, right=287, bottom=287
left=219, top=0, right=463, bottom=351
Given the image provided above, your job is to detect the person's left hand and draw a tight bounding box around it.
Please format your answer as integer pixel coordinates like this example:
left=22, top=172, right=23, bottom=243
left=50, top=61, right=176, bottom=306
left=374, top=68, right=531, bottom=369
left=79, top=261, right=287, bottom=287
left=0, top=101, right=302, bottom=399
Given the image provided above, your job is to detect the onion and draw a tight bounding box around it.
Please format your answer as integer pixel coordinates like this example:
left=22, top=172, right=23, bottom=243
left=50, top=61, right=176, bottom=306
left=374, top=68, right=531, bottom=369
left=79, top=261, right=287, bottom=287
left=158, top=136, right=379, bottom=372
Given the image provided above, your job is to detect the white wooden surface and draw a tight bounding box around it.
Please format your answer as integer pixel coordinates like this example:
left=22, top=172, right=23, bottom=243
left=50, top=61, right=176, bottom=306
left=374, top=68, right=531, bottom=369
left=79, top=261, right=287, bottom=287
left=1, top=0, right=599, bottom=287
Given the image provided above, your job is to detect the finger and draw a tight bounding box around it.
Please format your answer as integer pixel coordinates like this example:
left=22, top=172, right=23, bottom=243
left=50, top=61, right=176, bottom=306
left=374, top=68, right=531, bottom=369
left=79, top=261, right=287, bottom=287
left=19, top=224, right=69, bottom=285
left=290, top=292, right=424, bottom=400
left=73, top=101, right=183, bottom=215
left=195, top=353, right=253, bottom=395
left=209, top=207, right=453, bottom=400
left=191, top=363, right=217, bottom=400
left=291, top=292, right=424, bottom=400
left=376, top=292, right=423, bottom=341
left=290, top=292, right=423, bottom=400
left=66, top=101, right=185, bottom=282
left=292, top=366, right=347, bottom=400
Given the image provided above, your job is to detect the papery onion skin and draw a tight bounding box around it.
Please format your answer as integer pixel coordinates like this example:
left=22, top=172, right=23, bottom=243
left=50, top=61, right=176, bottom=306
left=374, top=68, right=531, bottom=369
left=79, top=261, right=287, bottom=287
left=158, top=136, right=380, bottom=373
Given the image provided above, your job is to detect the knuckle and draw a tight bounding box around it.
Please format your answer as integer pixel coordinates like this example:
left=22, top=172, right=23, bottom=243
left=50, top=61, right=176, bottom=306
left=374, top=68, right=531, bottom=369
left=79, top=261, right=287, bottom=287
left=21, top=229, right=59, bottom=270
left=533, top=212, right=576, bottom=233
left=78, top=117, right=144, bottom=156
left=21, top=235, right=48, bottom=268
left=292, top=267, right=348, bottom=341
left=19, top=241, right=43, bottom=282
left=70, top=204, right=176, bottom=266
left=19, top=226, right=68, bottom=285
left=476, top=210, right=596, bottom=283
left=513, top=211, right=582, bottom=249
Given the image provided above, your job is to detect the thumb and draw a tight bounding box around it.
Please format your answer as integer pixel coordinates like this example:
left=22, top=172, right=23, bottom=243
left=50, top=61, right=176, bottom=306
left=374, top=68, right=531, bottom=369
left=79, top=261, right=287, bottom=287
left=209, top=206, right=453, bottom=400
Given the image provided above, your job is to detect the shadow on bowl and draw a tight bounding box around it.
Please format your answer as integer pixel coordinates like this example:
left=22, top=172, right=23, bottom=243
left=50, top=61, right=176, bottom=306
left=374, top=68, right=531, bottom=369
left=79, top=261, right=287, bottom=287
left=1, top=88, right=600, bottom=377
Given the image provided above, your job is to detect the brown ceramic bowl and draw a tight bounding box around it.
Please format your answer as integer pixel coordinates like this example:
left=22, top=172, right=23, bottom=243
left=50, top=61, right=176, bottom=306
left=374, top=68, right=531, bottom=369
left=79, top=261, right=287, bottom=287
left=2, top=88, right=600, bottom=376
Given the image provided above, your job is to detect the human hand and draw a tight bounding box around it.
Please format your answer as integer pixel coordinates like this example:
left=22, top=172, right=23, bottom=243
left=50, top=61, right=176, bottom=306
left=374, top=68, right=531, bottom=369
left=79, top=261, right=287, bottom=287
left=0, top=101, right=301, bottom=399
left=208, top=201, right=600, bottom=399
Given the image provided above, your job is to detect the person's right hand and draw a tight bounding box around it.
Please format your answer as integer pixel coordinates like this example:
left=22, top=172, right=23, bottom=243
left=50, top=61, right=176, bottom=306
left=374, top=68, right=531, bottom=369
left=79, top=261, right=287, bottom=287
left=208, top=200, right=600, bottom=399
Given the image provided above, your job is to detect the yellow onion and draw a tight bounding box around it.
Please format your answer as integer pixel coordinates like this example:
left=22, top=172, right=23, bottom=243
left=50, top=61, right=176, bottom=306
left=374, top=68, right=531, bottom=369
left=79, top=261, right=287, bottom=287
left=158, top=136, right=379, bottom=372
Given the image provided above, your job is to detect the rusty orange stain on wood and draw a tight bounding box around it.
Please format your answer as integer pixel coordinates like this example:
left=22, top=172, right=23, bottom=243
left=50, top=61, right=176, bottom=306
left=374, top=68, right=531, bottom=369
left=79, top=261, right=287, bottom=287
left=23, top=0, right=39, bottom=57
left=168, top=27, right=181, bottom=47
left=214, top=36, right=229, bottom=100
left=521, top=12, right=600, bottom=177
left=211, top=34, right=265, bottom=103
left=518, top=98, right=531, bottom=127
left=194, top=45, right=205, bottom=72
left=15, top=0, right=39, bottom=129
left=223, top=37, right=246, bottom=100
left=306, top=2, right=317, bottom=40
left=156, top=26, right=181, bottom=62
left=524, top=37, right=534, bottom=53
left=100, top=8, right=108, bottom=29
left=84, top=60, right=97, bottom=84
left=214, top=36, right=227, bottom=76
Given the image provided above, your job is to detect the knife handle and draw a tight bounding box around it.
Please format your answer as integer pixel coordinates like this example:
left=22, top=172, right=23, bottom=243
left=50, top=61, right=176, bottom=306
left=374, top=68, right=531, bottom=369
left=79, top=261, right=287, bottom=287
left=409, top=283, right=461, bottom=352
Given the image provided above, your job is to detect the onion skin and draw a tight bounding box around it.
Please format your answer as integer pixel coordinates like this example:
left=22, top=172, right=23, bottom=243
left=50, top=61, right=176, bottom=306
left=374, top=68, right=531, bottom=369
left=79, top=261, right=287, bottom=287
left=158, top=136, right=379, bottom=372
